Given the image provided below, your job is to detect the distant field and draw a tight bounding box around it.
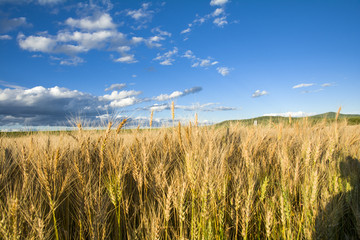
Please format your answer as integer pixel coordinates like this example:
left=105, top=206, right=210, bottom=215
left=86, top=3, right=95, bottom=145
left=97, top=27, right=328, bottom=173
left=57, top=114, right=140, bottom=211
left=0, top=119, right=360, bottom=239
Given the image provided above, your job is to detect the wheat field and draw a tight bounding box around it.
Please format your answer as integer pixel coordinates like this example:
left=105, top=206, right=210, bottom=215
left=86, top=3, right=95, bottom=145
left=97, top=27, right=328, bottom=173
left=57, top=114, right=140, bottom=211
left=0, top=119, right=360, bottom=239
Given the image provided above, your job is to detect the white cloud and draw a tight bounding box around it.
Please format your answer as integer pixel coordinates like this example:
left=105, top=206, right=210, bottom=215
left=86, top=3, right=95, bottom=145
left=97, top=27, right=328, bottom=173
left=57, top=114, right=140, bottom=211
left=210, top=0, right=229, bottom=6
left=18, top=27, right=135, bottom=58
left=153, top=47, right=178, bottom=65
left=213, top=16, right=228, bottom=27
left=126, top=2, right=154, bottom=21
left=0, top=35, right=12, bottom=40
left=184, top=50, right=225, bottom=73
left=264, top=111, right=315, bottom=118
left=212, top=8, right=224, bottom=16
left=181, top=0, right=230, bottom=35
left=117, top=46, right=131, bottom=52
left=152, top=27, right=171, bottom=37
left=200, top=59, right=212, bottom=67
left=217, top=66, right=230, bottom=76
left=180, top=28, right=191, bottom=34
left=57, top=30, right=118, bottom=49
left=100, top=90, right=141, bottom=101
left=131, top=36, right=144, bottom=44
left=321, top=83, right=334, bottom=87
left=109, top=97, right=140, bottom=108
left=65, top=13, right=116, bottom=31
left=18, top=34, right=56, bottom=52
left=59, top=56, right=84, bottom=66
left=149, top=104, right=169, bottom=112
left=252, top=90, right=268, bottom=98
left=155, top=91, right=182, bottom=101
left=132, top=74, right=137, bottom=78
left=154, top=86, right=202, bottom=101
left=183, top=50, right=195, bottom=59
left=114, top=54, right=137, bottom=63
left=18, top=30, right=122, bottom=55
left=146, top=35, right=165, bottom=47
left=105, top=83, right=126, bottom=91
left=292, top=83, right=314, bottom=89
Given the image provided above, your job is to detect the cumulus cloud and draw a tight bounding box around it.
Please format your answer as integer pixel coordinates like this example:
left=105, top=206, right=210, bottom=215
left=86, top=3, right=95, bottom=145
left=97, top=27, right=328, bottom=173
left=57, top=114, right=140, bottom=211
left=153, top=47, right=178, bottom=65
left=0, top=34, right=11, bottom=40
left=108, top=97, right=141, bottom=108
left=152, top=27, right=171, bottom=37
left=100, top=90, right=141, bottom=101
left=183, top=50, right=195, bottom=59
left=252, top=90, right=268, bottom=98
left=12, top=4, right=168, bottom=65
left=17, top=27, right=140, bottom=61
left=0, top=84, right=144, bottom=126
left=263, top=111, right=315, bottom=118
left=180, top=0, right=229, bottom=34
left=105, top=83, right=126, bottom=91
left=213, top=16, right=228, bottom=27
left=146, top=35, right=165, bottom=48
left=65, top=13, right=116, bottom=31
left=212, top=8, right=224, bottom=16
left=125, top=2, right=154, bottom=27
left=18, top=34, right=57, bottom=52
left=292, top=83, right=314, bottom=89
left=154, top=86, right=202, bottom=101
left=58, top=56, right=85, bottom=66
left=114, top=54, right=137, bottom=63
left=0, top=83, right=226, bottom=126
left=210, top=0, right=229, bottom=6
left=0, top=86, right=99, bottom=125
left=217, top=66, right=230, bottom=76
left=184, top=50, right=220, bottom=70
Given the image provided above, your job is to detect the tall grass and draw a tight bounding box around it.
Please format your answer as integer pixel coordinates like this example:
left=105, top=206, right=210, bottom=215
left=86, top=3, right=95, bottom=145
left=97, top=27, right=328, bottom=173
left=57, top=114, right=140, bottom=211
left=0, top=119, right=359, bottom=239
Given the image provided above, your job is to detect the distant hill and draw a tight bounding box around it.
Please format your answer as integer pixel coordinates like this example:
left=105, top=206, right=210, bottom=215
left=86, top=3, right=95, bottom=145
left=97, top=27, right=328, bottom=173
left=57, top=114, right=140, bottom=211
left=215, top=112, right=360, bottom=127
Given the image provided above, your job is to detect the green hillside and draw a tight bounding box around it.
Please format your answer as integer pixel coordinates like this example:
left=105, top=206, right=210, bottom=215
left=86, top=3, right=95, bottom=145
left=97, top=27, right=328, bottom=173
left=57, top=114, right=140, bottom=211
left=216, top=112, right=360, bottom=127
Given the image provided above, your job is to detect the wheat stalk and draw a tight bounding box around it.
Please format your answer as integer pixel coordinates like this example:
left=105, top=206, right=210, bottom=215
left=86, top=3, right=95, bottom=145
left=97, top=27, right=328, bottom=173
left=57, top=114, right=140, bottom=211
left=171, top=101, right=175, bottom=126
left=150, top=110, right=154, bottom=129
left=335, top=106, right=342, bottom=121
left=116, top=118, right=127, bottom=134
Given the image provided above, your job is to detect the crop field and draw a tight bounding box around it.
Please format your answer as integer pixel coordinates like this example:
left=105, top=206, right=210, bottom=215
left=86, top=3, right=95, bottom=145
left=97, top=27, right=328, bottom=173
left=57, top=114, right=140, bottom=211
left=0, top=118, right=360, bottom=239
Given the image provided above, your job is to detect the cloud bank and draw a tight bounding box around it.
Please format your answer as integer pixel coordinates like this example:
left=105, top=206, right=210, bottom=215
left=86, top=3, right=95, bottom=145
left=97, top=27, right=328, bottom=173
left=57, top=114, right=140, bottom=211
left=0, top=83, right=210, bottom=126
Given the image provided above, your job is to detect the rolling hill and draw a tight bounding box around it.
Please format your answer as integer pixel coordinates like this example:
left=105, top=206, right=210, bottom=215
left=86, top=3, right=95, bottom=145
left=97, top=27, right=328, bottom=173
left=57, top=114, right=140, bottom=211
left=216, top=112, right=360, bottom=127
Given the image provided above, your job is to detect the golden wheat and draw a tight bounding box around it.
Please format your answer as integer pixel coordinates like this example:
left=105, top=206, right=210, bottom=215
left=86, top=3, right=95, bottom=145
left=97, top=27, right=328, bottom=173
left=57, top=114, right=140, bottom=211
left=0, top=119, right=359, bottom=239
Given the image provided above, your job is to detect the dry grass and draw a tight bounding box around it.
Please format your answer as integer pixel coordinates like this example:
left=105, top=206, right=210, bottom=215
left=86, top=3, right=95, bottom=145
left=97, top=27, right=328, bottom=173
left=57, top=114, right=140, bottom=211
left=0, top=119, right=360, bottom=239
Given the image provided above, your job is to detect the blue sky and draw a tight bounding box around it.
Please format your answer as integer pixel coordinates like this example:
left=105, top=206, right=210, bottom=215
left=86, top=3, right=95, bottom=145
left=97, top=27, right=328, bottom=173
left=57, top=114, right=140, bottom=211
left=0, top=0, right=359, bottom=127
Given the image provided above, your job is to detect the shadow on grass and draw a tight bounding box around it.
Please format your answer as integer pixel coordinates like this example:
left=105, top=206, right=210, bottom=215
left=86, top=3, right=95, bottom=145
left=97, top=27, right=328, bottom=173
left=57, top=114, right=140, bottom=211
left=315, top=156, right=360, bottom=239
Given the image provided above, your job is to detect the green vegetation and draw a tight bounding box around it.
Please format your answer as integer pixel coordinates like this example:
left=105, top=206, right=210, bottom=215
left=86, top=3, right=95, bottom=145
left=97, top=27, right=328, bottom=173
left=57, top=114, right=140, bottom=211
left=0, top=118, right=360, bottom=239
left=216, top=112, right=360, bottom=127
